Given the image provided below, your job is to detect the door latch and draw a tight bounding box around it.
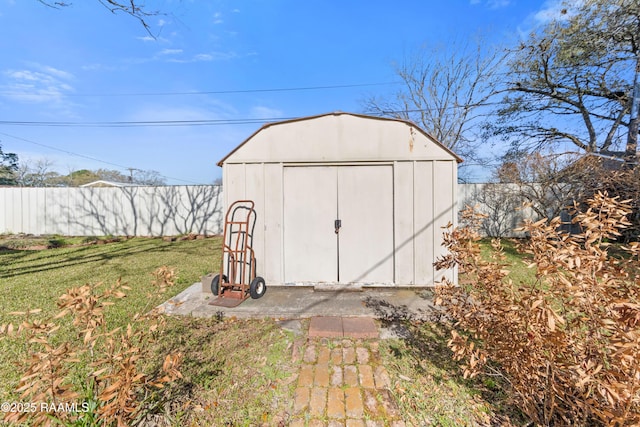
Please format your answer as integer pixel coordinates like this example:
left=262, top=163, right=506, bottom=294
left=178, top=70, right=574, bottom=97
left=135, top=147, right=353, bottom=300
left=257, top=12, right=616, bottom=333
left=334, top=219, right=341, bottom=234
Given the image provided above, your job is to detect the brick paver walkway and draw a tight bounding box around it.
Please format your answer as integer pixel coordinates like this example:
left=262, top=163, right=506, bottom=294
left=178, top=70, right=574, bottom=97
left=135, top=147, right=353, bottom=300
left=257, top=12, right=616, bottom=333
left=290, top=320, right=405, bottom=427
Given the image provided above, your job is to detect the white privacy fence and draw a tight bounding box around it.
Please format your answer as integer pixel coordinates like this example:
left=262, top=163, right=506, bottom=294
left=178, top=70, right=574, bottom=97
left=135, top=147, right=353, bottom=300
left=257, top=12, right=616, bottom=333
left=0, top=183, right=536, bottom=237
left=0, top=185, right=223, bottom=237
left=457, top=182, right=541, bottom=237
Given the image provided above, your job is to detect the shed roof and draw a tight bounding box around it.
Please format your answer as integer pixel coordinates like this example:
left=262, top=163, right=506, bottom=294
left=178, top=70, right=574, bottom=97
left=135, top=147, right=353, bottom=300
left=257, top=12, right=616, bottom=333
left=217, top=112, right=463, bottom=166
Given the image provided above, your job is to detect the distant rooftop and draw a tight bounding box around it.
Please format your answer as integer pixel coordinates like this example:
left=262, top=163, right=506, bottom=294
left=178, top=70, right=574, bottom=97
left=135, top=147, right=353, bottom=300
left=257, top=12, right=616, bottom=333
left=80, top=180, right=136, bottom=188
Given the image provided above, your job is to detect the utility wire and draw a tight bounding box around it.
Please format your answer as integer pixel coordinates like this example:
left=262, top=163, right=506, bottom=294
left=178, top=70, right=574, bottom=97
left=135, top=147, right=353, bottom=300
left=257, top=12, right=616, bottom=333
left=0, top=117, right=295, bottom=128
left=0, top=131, right=202, bottom=185
left=1, top=59, right=627, bottom=100
left=0, top=82, right=401, bottom=98
left=0, top=99, right=611, bottom=129
left=0, top=103, right=512, bottom=128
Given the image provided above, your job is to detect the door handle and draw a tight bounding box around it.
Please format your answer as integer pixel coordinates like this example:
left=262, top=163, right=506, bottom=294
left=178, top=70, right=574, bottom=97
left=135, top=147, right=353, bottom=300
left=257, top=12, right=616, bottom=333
left=334, top=219, right=341, bottom=234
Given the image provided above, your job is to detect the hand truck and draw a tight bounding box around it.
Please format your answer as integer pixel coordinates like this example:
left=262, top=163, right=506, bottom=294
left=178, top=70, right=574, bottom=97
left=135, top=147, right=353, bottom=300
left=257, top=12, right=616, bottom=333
left=209, top=200, right=266, bottom=307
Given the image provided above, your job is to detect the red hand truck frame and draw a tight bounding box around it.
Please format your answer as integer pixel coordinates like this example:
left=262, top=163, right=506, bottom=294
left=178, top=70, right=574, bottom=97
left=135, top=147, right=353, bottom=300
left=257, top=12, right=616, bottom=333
left=209, top=200, right=266, bottom=305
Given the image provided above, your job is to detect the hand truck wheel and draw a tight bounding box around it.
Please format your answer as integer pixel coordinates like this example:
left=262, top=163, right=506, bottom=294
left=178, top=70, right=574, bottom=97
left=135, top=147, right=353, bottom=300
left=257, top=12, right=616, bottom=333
left=211, top=274, right=228, bottom=296
left=249, top=277, right=266, bottom=299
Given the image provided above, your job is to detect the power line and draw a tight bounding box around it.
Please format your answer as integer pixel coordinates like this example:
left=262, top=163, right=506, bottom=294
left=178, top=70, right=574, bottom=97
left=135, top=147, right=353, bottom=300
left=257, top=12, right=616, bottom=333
left=0, top=117, right=293, bottom=128
left=0, top=131, right=202, bottom=185
left=1, top=96, right=620, bottom=130
left=0, top=103, right=511, bottom=128
left=0, top=82, right=401, bottom=98
left=0, top=97, right=612, bottom=129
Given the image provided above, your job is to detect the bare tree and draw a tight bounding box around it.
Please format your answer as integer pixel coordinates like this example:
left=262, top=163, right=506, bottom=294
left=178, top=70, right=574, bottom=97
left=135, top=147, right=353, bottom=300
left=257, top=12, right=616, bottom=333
left=473, top=183, right=523, bottom=238
left=133, top=169, right=166, bottom=186
left=490, top=0, right=640, bottom=161
left=495, top=151, right=588, bottom=221
left=15, top=158, right=63, bottom=187
left=364, top=37, right=506, bottom=174
left=37, top=0, right=161, bottom=34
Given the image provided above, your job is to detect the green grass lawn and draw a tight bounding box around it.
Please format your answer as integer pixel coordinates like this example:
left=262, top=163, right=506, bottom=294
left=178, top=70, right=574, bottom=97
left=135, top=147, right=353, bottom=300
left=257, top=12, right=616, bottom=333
left=376, top=238, right=536, bottom=426
left=148, top=316, right=298, bottom=426
left=379, top=322, right=523, bottom=426
left=0, top=236, right=300, bottom=426
left=0, top=235, right=537, bottom=426
left=0, top=236, right=220, bottom=400
left=478, top=238, right=535, bottom=283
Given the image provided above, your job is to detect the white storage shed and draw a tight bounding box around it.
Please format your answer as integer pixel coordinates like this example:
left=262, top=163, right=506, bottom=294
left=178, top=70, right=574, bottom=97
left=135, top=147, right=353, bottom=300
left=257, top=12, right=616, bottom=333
left=218, top=112, right=461, bottom=286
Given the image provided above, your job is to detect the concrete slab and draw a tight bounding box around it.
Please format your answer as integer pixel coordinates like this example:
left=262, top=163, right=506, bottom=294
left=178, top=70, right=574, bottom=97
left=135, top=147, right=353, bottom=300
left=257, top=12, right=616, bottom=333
left=159, top=283, right=437, bottom=321
left=314, top=283, right=363, bottom=292
left=309, top=317, right=343, bottom=338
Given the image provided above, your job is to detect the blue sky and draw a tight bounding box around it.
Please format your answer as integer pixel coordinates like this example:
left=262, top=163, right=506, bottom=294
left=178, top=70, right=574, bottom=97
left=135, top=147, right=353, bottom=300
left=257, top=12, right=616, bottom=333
left=0, top=0, right=562, bottom=184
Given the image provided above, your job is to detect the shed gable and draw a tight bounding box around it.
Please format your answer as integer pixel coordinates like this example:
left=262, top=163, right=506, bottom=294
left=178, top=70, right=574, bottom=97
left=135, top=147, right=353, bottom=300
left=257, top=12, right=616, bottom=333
left=218, top=113, right=461, bottom=165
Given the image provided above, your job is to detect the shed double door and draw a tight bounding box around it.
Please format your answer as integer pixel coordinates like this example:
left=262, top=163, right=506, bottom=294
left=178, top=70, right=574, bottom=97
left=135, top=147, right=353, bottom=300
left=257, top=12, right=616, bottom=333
left=283, top=165, right=394, bottom=283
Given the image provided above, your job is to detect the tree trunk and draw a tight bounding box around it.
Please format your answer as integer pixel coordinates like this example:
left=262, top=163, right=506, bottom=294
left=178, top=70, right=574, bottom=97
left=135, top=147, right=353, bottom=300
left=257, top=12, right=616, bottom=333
left=625, top=59, right=640, bottom=169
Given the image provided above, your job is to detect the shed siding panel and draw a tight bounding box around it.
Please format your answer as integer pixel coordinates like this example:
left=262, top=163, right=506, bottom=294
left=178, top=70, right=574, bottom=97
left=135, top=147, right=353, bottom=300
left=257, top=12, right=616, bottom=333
left=222, top=164, right=246, bottom=277
left=263, top=163, right=283, bottom=283
left=224, top=164, right=246, bottom=210
left=414, top=161, right=435, bottom=284
left=244, top=164, right=265, bottom=279
left=433, top=161, right=455, bottom=283
left=393, top=161, right=414, bottom=284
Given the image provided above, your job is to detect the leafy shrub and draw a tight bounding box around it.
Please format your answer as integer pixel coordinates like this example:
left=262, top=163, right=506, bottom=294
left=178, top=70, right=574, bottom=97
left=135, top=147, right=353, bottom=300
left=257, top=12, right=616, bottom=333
left=435, top=192, right=640, bottom=426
